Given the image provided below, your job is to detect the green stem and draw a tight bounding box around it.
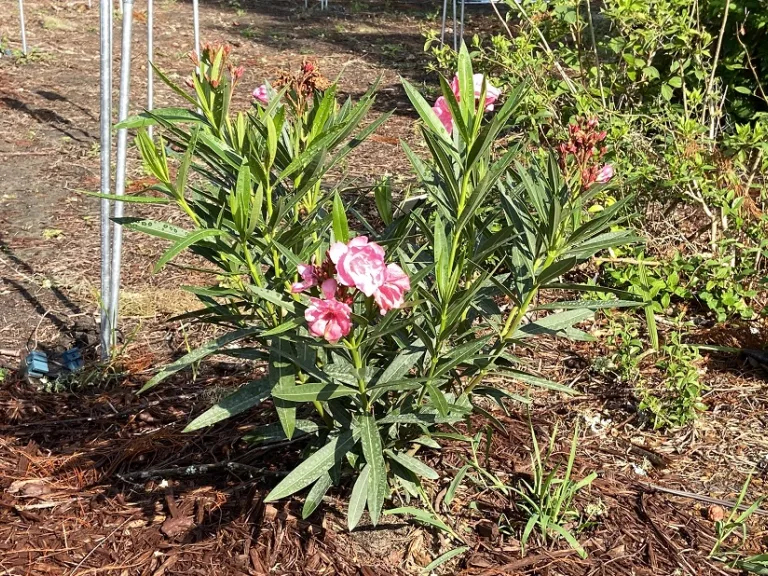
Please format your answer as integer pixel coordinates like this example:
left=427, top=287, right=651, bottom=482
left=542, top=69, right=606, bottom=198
left=350, top=343, right=370, bottom=412
left=463, top=250, right=557, bottom=397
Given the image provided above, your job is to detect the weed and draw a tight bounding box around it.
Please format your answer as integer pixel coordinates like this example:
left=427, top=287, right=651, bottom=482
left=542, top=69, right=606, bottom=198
left=710, top=473, right=766, bottom=559
left=639, top=333, right=707, bottom=430
left=508, top=422, right=596, bottom=559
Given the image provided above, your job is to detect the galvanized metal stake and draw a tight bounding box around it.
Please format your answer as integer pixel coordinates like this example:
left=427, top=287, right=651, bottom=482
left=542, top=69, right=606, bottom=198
left=452, top=0, right=457, bottom=50
left=147, top=0, right=154, bottom=140
left=108, top=0, right=135, bottom=344
left=192, top=0, right=201, bottom=64
left=440, top=0, right=448, bottom=44
left=18, top=0, right=28, bottom=56
left=99, top=0, right=113, bottom=359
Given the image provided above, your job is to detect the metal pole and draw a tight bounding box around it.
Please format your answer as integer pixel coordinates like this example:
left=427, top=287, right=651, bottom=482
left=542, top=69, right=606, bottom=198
left=147, top=0, right=154, bottom=140
left=459, top=0, right=465, bottom=46
left=192, top=0, right=200, bottom=64
left=108, top=0, right=134, bottom=344
left=99, top=0, right=113, bottom=359
left=440, top=0, right=448, bottom=45
left=18, top=0, right=28, bottom=56
left=109, top=0, right=113, bottom=100
left=452, top=0, right=457, bottom=51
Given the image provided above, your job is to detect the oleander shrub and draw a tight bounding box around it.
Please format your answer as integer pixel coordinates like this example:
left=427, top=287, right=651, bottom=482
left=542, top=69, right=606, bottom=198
left=113, top=43, right=641, bottom=528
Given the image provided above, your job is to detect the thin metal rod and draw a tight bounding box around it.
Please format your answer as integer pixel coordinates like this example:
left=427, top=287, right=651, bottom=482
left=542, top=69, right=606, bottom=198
left=99, top=0, right=113, bottom=359
left=109, top=0, right=113, bottom=100
left=192, top=0, right=201, bottom=63
left=452, top=0, right=457, bottom=51
left=18, top=0, right=28, bottom=56
left=440, top=0, right=448, bottom=44
left=108, top=0, right=134, bottom=343
left=147, top=0, right=154, bottom=140
left=459, top=0, right=465, bottom=45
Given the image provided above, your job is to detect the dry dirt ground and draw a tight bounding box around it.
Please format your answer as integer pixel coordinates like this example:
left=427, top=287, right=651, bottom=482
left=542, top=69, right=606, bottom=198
left=1, top=1, right=768, bottom=575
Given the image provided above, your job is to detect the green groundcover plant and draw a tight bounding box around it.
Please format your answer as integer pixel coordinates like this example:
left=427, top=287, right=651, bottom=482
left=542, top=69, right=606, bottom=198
left=110, top=43, right=643, bottom=529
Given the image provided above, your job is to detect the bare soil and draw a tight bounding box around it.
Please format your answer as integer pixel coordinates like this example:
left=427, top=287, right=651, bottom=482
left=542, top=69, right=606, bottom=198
left=1, top=1, right=767, bottom=575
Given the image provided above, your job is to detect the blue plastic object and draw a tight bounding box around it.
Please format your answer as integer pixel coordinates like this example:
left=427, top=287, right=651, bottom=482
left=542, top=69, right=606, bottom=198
left=24, top=351, right=50, bottom=378
left=61, top=348, right=84, bottom=372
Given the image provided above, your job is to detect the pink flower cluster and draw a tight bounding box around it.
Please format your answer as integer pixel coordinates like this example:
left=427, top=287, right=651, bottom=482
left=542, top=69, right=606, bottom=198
left=252, top=84, right=270, bottom=105
left=293, top=237, right=411, bottom=343
left=432, top=73, right=501, bottom=134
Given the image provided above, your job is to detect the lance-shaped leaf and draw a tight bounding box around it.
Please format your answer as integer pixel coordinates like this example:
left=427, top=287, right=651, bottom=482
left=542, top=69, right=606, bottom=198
left=140, top=326, right=261, bottom=392
left=266, top=429, right=358, bottom=501
left=360, top=415, right=387, bottom=526
left=303, top=472, right=333, bottom=519
left=271, top=383, right=358, bottom=402
left=184, top=378, right=271, bottom=432
left=385, top=450, right=439, bottom=480
left=347, top=465, right=370, bottom=530
left=270, top=339, right=297, bottom=439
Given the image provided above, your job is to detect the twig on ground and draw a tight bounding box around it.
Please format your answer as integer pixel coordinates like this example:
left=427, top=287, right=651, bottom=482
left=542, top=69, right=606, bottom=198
left=115, top=460, right=284, bottom=483
left=638, top=482, right=768, bottom=516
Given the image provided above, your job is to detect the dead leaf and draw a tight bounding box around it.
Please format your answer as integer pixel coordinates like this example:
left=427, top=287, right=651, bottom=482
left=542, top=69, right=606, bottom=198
left=708, top=505, right=725, bottom=522
left=8, top=478, right=50, bottom=497
left=160, top=515, right=195, bottom=538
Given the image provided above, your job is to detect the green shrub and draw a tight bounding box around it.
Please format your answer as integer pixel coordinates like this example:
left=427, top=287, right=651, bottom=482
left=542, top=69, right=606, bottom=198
left=112, top=43, right=640, bottom=530
left=426, top=0, right=768, bottom=325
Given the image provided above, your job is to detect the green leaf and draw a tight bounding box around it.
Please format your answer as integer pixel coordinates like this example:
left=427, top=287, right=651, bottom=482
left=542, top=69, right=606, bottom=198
left=140, top=326, right=261, bottom=392
left=360, top=415, right=387, bottom=526
left=385, top=450, right=439, bottom=480
left=332, top=192, right=349, bottom=244
left=384, top=507, right=452, bottom=533
left=242, top=419, right=320, bottom=445
left=496, top=368, right=579, bottom=395
left=303, top=472, right=332, bottom=519
left=424, top=546, right=469, bottom=572
left=374, top=179, right=393, bottom=225
left=401, top=77, right=451, bottom=140
left=271, top=383, right=358, bottom=402
left=265, top=430, right=358, bottom=501
left=271, top=340, right=298, bottom=439
left=425, top=381, right=450, bottom=416
left=117, top=218, right=188, bottom=242
left=347, top=465, right=370, bottom=530
left=154, top=228, right=225, bottom=272
left=444, top=465, right=469, bottom=506
left=372, top=346, right=425, bottom=386
left=115, top=107, right=206, bottom=130
left=183, top=378, right=271, bottom=431
left=246, top=285, right=297, bottom=314
left=512, top=309, right=593, bottom=339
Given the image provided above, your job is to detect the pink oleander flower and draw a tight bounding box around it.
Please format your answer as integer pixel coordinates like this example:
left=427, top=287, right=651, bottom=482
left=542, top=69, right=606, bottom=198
left=305, top=296, right=352, bottom=343
left=449, top=73, right=501, bottom=111
left=596, top=164, right=614, bottom=184
left=373, top=263, right=410, bottom=314
left=329, top=236, right=387, bottom=297
left=432, top=96, right=454, bottom=134
left=291, top=263, right=318, bottom=293
left=252, top=84, right=270, bottom=105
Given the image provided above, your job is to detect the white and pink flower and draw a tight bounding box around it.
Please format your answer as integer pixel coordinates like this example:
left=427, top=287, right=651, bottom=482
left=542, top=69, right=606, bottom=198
left=373, top=263, right=410, bottom=314
left=252, top=84, right=270, bottom=105
left=596, top=164, right=614, bottom=184
left=291, top=263, right=318, bottom=294
left=450, top=73, right=501, bottom=111
left=329, top=236, right=387, bottom=297
left=305, top=297, right=352, bottom=343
